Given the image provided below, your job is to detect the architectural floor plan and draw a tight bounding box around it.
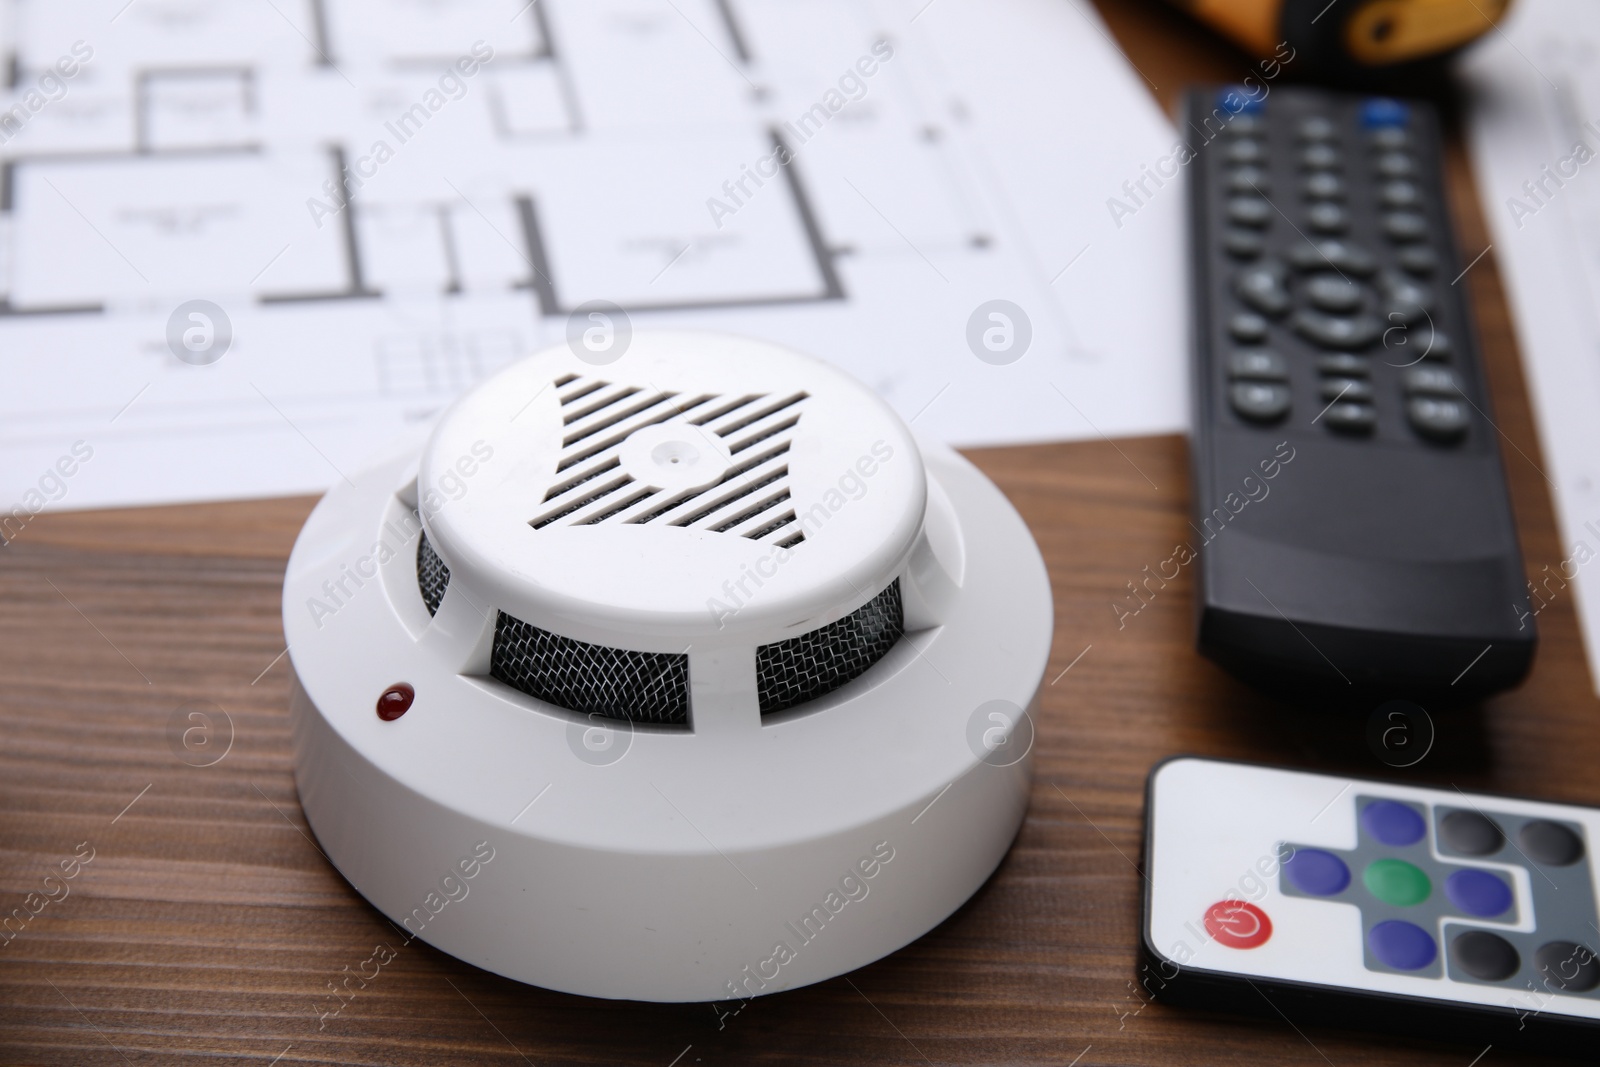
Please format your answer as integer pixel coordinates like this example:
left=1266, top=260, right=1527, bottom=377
left=0, top=0, right=1183, bottom=508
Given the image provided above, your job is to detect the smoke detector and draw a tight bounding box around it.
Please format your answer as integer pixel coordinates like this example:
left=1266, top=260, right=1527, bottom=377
left=284, top=332, right=1052, bottom=1002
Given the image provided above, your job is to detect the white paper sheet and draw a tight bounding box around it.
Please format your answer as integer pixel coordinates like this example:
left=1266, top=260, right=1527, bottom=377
left=1463, top=0, right=1600, bottom=693
left=0, top=0, right=1184, bottom=513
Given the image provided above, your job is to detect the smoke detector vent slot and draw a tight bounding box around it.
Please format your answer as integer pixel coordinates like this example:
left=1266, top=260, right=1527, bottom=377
left=417, top=528, right=450, bottom=616
left=756, top=579, right=904, bottom=715
left=530, top=376, right=809, bottom=546
left=491, top=611, right=690, bottom=726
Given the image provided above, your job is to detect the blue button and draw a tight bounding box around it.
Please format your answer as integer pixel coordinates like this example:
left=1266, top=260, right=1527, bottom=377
left=1361, top=98, right=1410, bottom=128
left=1369, top=919, right=1437, bottom=970
left=1217, top=87, right=1264, bottom=115
left=1361, top=799, right=1426, bottom=846
left=1445, top=868, right=1513, bottom=918
left=1284, top=848, right=1351, bottom=896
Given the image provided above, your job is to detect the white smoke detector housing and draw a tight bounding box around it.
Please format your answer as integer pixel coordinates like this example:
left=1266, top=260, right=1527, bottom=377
left=285, top=332, right=1052, bottom=1002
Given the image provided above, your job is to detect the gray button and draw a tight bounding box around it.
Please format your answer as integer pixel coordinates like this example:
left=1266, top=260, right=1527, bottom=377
left=1228, top=348, right=1288, bottom=380
left=1307, top=202, right=1348, bottom=233
left=1407, top=396, right=1469, bottom=441
left=1415, top=327, right=1452, bottom=360
left=1375, top=151, right=1415, bottom=178
left=1302, top=143, right=1342, bottom=170
left=1228, top=195, right=1273, bottom=228
left=1318, top=353, right=1370, bottom=376
left=1236, top=262, right=1291, bottom=317
left=1388, top=326, right=1454, bottom=364
left=1321, top=377, right=1374, bottom=402
left=1226, top=139, right=1266, bottom=165
left=1230, top=382, right=1292, bottom=423
left=1229, top=166, right=1270, bottom=194
left=1226, top=114, right=1264, bottom=136
left=1304, top=172, right=1346, bottom=199
left=1403, top=366, right=1460, bottom=395
left=1288, top=239, right=1377, bottom=275
left=1384, top=211, right=1428, bottom=241
left=1379, top=269, right=1434, bottom=323
left=1298, top=115, right=1338, bottom=141
left=1305, top=273, right=1364, bottom=313
left=1398, top=245, right=1437, bottom=274
left=1381, top=180, right=1422, bottom=208
left=1291, top=309, right=1381, bottom=349
left=1371, top=126, right=1411, bottom=150
left=1324, top=401, right=1377, bottom=433
left=1229, top=312, right=1270, bottom=343
left=1225, top=228, right=1265, bottom=258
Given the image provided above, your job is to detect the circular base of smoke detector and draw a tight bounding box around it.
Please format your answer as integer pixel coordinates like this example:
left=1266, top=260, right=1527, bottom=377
left=285, top=332, right=1052, bottom=1002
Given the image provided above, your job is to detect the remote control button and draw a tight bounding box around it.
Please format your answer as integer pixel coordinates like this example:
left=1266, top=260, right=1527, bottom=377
left=1383, top=211, right=1428, bottom=242
left=1398, top=245, right=1437, bottom=274
left=1307, top=202, right=1349, bottom=233
left=1225, top=228, right=1265, bottom=259
left=1226, top=139, right=1266, bottom=165
left=1439, top=810, right=1504, bottom=856
left=1317, top=353, right=1370, bottom=376
left=1411, top=326, right=1453, bottom=361
left=1451, top=930, right=1521, bottom=982
left=1380, top=180, right=1422, bottom=209
left=1225, top=113, right=1264, bottom=136
left=1369, top=920, right=1437, bottom=971
left=1298, top=115, right=1338, bottom=141
left=1287, top=238, right=1377, bottom=275
left=1364, top=858, right=1431, bottom=906
left=1321, top=377, right=1373, bottom=403
left=1305, top=273, right=1364, bottom=313
left=1403, top=366, right=1460, bottom=395
left=1236, top=262, right=1291, bottom=316
left=1301, top=143, right=1342, bottom=170
left=1361, top=98, right=1411, bottom=129
left=1324, top=401, right=1377, bottom=434
left=1292, top=310, right=1381, bottom=349
left=1228, top=166, right=1270, bottom=194
left=1370, top=125, right=1412, bottom=150
left=1444, top=868, right=1513, bottom=918
left=1203, top=900, right=1273, bottom=949
left=1375, top=151, right=1416, bottom=179
left=1230, top=382, right=1291, bottom=423
left=1283, top=847, right=1351, bottom=896
left=1406, top=397, right=1469, bottom=442
left=1534, top=941, right=1600, bottom=993
left=1303, top=172, right=1346, bottom=199
left=1229, top=313, right=1270, bottom=343
left=1228, top=195, right=1273, bottom=228
left=1518, top=820, right=1585, bottom=866
left=1361, top=799, right=1427, bottom=846
left=1228, top=348, right=1287, bottom=380
left=1379, top=271, right=1435, bottom=324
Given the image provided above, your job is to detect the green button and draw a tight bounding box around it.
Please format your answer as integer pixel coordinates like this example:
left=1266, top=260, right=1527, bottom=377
left=1364, top=858, right=1431, bottom=906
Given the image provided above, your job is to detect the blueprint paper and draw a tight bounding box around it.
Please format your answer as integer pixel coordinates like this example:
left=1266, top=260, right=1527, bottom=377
left=0, top=0, right=1184, bottom=512
left=1463, top=0, right=1600, bottom=693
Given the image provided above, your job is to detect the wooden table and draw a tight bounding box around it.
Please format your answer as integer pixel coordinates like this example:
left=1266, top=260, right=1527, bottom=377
left=3, top=3, right=1594, bottom=1064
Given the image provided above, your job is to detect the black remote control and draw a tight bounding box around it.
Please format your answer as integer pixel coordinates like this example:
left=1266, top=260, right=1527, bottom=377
left=1184, top=86, right=1534, bottom=702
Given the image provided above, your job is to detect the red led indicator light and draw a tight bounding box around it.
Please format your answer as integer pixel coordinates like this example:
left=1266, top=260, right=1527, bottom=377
left=377, top=683, right=415, bottom=721
left=1203, top=899, right=1273, bottom=949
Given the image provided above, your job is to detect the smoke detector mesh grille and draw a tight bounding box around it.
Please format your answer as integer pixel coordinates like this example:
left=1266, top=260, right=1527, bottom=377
left=529, top=374, right=808, bottom=548
left=756, top=580, right=904, bottom=715
left=417, top=529, right=451, bottom=617
left=491, top=612, right=690, bottom=726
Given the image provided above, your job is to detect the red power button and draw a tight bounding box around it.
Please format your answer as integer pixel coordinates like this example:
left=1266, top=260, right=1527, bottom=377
left=1203, top=900, right=1273, bottom=949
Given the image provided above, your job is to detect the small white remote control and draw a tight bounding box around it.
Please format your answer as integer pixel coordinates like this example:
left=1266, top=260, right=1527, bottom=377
left=1142, top=757, right=1600, bottom=1054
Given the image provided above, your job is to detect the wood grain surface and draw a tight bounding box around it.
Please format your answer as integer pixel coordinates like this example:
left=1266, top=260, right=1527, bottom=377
left=3, top=3, right=1595, bottom=1064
